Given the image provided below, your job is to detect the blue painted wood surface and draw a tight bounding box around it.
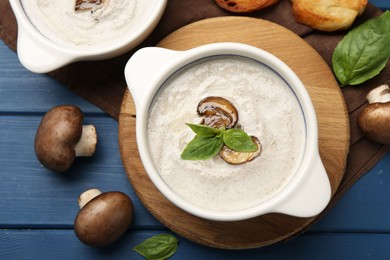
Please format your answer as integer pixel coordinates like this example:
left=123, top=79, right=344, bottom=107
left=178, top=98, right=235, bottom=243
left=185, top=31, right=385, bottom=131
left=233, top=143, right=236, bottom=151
left=1, top=1, right=390, bottom=258
left=370, top=0, right=389, bottom=10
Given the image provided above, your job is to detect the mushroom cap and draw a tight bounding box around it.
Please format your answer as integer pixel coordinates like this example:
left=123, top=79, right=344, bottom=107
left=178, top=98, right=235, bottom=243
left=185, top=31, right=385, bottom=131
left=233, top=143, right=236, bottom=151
left=358, top=102, right=390, bottom=144
left=34, top=105, right=83, bottom=172
left=75, top=0, right=106, bottom=12
left=74, top=191, right=134, bottom=247
left=197, top=96, right=239, bottom=129
left=219, top=136, right=262, bottom=164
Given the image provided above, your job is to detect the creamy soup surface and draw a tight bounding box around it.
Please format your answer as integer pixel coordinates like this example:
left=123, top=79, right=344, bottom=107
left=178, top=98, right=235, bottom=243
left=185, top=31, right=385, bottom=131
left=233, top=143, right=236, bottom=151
left=147, top=56, right=306, bottom=212
left=21, top=0, right=158, bottom=49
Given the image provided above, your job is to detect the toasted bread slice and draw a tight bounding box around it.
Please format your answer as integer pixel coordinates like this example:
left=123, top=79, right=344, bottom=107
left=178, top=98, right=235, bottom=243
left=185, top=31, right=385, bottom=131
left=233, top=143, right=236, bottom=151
left=291, top=0, right=368, bottom=31
left=215, top=0, right=279, bottom=13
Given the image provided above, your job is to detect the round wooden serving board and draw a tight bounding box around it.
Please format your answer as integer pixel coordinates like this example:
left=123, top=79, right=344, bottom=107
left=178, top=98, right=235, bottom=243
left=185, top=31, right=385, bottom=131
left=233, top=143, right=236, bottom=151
left=119, top=17, right=350, bottom=249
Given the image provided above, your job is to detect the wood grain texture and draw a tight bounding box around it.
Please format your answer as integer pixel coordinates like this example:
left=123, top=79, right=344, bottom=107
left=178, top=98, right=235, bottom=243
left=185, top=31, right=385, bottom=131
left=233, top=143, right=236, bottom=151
left=119, top=17, right=350, bottom=249
left=2, top=230, right=390, bottom=259
left=371, top=0, right=389, bottom=9
left=0, top=115, right=160, bottom=229
left=3, top=32, right=386, bottom=233
left=1, top=1, right=390, bottom=258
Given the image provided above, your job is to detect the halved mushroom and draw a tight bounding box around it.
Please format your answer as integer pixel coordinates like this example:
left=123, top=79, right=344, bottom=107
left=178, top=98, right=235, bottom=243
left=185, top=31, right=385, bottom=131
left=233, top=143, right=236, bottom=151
left=358, top=84, right=390, bottom=144
left=74, top=189, right=134, bottom=247
left=219, top=136, right=261, bottom=164
left=197, top=96, right=238, bottom=129
left=34, top=105, right=97, bottom=173
left=75, top=0, right=106, bottom=12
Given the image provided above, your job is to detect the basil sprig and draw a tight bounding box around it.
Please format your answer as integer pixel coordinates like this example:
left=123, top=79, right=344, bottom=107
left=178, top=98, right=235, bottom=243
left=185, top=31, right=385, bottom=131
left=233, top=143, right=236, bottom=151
left=332, top=11, right=390, bottom=86
left=181, top=123, right=257, bottom=160
left=133, top=234, right=179, bottom=260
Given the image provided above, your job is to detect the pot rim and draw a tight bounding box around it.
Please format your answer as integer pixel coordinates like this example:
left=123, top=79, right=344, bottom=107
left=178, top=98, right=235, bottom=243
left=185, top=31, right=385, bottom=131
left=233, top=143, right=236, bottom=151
left=126, top=42, right=331, bottom=221
left=9, top=0, right=167, bottom=72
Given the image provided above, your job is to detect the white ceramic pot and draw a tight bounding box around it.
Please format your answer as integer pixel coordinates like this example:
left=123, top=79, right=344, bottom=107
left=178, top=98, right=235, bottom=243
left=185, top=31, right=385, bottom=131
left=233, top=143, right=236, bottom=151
left=124, top=42, right=331, bottom=221
left=9, top=0, right=167, bottom=73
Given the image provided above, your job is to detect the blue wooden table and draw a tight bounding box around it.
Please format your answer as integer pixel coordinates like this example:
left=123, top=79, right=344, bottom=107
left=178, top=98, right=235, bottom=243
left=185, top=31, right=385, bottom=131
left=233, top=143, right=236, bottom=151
left=1, top=1, right=390, bottom=259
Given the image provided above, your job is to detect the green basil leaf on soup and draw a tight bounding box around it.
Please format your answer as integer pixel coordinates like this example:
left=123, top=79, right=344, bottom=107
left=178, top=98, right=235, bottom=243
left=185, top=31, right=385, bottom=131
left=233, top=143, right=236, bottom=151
left=185, top=123, right=223, bottom=137
left=222, top=128, right=258, bottom=152
left=332, top=11, right=390, bottom=86
left=133, top=234, right=179, bottom=260
left=181, top=135, right=224, bottom=160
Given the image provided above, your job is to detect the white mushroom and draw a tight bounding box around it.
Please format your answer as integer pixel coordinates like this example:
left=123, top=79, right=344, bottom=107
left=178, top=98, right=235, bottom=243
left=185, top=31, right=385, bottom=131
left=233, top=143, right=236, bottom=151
left=358, top=84, right=390, bottom=144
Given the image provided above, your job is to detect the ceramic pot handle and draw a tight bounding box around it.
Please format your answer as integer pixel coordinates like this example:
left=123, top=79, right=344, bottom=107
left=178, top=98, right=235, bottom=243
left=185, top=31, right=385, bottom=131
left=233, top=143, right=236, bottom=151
left=16, top=28, right=76, bottom=74
left=10, top=0, right=75, bottom=73
left=273, top=152, right=331, bottom=217
left=125, top=47, right=182, bottom=109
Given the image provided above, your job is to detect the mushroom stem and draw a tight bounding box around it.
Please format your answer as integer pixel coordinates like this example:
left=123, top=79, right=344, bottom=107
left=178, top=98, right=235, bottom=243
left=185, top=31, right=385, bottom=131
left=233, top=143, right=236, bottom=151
left=78, top=189, right=102, bottom=209
left=75, top=125, right=97, bottom=157
left=366, top=84, right=390, bottom=104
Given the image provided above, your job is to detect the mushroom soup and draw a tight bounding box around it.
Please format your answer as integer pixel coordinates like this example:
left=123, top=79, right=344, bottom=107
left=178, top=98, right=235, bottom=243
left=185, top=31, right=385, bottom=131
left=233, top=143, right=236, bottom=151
left=20, top=0, right=158, bottom=49
left=147, top=55, right=306, bottom=211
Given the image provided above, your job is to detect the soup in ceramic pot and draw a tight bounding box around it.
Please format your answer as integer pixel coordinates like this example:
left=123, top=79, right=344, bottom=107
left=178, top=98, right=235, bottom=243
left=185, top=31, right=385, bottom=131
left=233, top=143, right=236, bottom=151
left=20, top=0, right=158, bottom=49
left=147, top=55, right=306, bottom=212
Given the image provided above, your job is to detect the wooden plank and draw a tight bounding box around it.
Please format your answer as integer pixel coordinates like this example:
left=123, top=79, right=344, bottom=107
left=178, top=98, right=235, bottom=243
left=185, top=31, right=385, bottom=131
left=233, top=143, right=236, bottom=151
left=370, top=0, right=390, bottom=10
left=1, top=230, right=390, bottom=259
left=0, top=42, right=101, bottom=113
left=0, top=115, right=161, bottom=229
left=1, top=41, right=390, bottom=233
left=0, top=115, right=388, bottom=249
left=1, top=4, right=390, bottom=257
left=312, top=151, right=390, bottom=232
left=1, top=113, right=389, bottom=231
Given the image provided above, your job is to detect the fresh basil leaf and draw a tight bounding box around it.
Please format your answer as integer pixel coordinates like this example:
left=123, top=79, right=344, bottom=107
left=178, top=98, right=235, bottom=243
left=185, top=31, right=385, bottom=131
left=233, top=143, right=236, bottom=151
left=133, top=234, right=179, bottom=260
left=332, top=11, right=390, bottom=86
left=185, top=123, right=222, bottom=137
left=222, top=129, right=257, bottom=152
left=181, top=135, right=223, bottom=160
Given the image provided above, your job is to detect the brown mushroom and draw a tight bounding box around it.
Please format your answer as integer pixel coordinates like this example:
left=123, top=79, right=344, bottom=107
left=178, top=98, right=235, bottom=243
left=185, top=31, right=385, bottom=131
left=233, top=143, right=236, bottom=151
left=74, top=189, right=134, bottom=247
left=197, top=96, right=238, bottom=129
left=358, top=84, right=390, bottom=144
left=34, top=105, right=97, bottom=173
left=219, top=136, right=262, bottom=164
left=75, top=0, right=106, bottom=12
